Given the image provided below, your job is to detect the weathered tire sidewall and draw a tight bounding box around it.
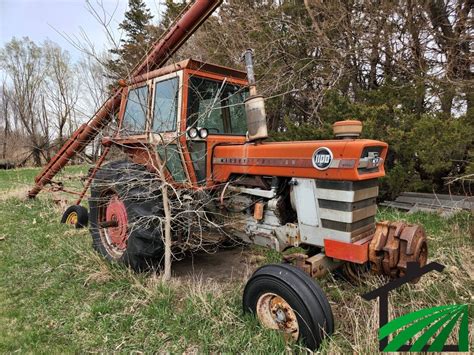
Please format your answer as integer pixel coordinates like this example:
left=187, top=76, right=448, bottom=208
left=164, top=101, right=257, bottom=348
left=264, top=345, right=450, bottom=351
left=88, top=160, right=164, bottom=271
left=89, top=192, right=114, bottom=262
left=89, top=160, right=125, bottom=262
left=243, top=276, right=322, bottom=349
left=243, top=264, right=334, bottom=350
left=120, top=196, right=164, bottom=272
left=250, top=263, right=334, bottom=334
left=275, top=263, right=334, bottom=333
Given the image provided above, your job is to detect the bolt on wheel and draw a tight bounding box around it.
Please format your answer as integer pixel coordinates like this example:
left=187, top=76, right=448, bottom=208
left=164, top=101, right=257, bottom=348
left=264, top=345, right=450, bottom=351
left=98, top=192, right=129, bottom=259
left=243, top=263, right=333, bottom=350
left=61, top=205, right=88, bottom=229
left=88, top=160, right=165, bottom=272
left=256, top=292, right=299, bottom=340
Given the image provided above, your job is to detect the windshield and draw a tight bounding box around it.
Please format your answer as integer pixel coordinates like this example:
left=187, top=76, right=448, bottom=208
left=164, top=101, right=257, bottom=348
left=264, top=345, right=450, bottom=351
left=187, top=77, right=248, bottom=135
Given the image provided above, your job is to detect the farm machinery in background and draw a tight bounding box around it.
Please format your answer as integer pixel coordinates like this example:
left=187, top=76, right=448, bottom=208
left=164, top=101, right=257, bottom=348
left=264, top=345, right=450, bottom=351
left=28, top=0, right=428, bottom=350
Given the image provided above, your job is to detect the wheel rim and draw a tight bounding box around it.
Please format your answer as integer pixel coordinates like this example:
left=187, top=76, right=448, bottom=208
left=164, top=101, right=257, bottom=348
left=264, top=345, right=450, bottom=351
left=256, top=292, right=299, bottom=340
left=65, top=211, right=78, bottom=225
left=98, top=193, right=128, bottom=258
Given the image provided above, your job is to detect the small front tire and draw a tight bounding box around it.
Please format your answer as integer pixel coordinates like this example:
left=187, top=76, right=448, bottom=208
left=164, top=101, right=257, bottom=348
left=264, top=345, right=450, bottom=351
left=243, top=263, right=334, bottom=350
left=61, top=205, right=89, bottom=229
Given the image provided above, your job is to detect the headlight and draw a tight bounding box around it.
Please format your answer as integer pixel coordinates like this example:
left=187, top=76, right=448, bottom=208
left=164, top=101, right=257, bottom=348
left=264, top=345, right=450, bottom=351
left=199, top=128, right=209, bottom=139
left=187, top=127, right=198, bottom=139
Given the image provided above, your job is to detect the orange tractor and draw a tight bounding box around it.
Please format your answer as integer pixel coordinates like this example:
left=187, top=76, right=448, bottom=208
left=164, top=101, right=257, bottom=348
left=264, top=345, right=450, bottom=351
left=28, top=0, right=428, bottom=350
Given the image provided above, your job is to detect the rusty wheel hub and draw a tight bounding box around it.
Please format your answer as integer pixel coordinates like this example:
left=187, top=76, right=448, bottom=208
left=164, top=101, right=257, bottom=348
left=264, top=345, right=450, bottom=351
left=369, top=221, right=428, bottom=281
left=256, top=293, right=299, bottom=340
left=106, top=195, right=128, bottom=249
left=99, top=194, right=129, bottom=257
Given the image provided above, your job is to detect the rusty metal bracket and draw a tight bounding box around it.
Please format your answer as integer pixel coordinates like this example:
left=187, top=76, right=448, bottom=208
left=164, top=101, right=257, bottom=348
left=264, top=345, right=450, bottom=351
left=283, top=253, right=310, bottom=274
left=283, top=252, right=341, bottom=278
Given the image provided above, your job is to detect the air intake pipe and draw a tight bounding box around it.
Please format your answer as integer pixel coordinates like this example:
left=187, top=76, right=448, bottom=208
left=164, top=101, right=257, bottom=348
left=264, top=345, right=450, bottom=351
left=333, top=120, right=362, bottom=139
left=243, top=49, right=268, bottom=141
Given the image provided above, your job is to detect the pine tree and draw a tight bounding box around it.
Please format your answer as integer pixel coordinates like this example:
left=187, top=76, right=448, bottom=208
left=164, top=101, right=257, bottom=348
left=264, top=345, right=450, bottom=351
left=107, top=0, right=157, bottom=79
left=161, top=0, right=187, bottom=28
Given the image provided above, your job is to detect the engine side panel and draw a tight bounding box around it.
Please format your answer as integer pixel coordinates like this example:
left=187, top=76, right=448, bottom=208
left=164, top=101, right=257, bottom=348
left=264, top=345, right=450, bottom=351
left=212, top=139, right=387, bottom=183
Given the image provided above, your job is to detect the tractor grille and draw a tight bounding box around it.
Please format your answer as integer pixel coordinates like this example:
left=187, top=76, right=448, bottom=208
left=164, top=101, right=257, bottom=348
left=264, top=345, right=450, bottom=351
left=315, top=179, right=378, bottom=241
left=290, top=177, right=379, bottom=246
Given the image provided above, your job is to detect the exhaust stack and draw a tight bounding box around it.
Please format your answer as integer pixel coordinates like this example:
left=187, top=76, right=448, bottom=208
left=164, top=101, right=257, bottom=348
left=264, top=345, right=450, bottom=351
left=243, top=49, right=268, bottom=141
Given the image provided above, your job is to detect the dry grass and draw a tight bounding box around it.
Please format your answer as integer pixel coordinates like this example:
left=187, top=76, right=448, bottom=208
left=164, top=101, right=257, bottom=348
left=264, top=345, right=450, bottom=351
left=0, top=186, right=30, bottom=201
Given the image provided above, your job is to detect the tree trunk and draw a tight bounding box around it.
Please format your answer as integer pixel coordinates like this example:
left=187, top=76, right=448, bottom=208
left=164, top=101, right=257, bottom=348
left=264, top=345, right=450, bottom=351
left=440, top=87, right=455, bottom=115
left=32, top=147, right=42, bottom=167
left=407, top=0, right=426, bottom=116
left=161, top=183, right=172, bottom=281
left=2, top=98, right=9, bottom=160
left=426, top=0, right=472, bottom=116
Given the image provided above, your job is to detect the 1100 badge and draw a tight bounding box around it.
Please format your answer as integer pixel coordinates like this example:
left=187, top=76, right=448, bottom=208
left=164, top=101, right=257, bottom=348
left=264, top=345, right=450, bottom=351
left=312, top=147, right=333, bottom=170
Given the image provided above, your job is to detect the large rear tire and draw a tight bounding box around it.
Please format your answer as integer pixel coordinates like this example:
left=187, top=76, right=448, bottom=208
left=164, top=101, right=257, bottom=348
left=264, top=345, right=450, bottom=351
left=243, top=263, right=334, bottom=350
left=89, top=160, right=164, bottom=272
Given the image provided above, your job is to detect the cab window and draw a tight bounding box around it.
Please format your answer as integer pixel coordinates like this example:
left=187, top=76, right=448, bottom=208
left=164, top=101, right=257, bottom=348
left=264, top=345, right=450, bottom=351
left=122, top=85, right=148, bottom=134
left=153, top=77, right=179, bottom=132
left=156, top=144, right=187, bottom=183
left=187, top=77, right=248, bottom=135
left=187, top=141, right=207, bottom=184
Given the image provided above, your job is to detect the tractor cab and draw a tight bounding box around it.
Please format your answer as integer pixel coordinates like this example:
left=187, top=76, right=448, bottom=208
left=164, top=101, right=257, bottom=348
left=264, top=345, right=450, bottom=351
left=108, top=59, right=250, bottom=186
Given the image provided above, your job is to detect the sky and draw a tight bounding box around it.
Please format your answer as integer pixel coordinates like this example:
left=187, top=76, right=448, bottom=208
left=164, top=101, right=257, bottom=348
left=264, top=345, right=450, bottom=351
left=0, top=0, right=165, bottom=61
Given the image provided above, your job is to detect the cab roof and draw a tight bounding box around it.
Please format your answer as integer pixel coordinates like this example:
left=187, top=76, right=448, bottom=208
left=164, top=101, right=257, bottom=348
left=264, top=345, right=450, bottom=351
left=128, top=58, right=248, bottom=86
left=177, top=58, right=248, bottom=80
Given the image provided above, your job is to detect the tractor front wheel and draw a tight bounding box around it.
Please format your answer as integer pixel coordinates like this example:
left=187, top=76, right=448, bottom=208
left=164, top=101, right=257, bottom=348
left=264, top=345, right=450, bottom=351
left=243, top=263, right=334, bottom=350
left=88, top=160, right=164, bottom=272
left=61, top=205, right=88, bottom=229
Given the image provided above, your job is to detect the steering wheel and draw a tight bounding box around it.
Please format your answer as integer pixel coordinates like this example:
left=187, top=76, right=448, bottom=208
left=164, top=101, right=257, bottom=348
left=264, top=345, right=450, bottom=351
left=207, top=127, right=220, bottom=133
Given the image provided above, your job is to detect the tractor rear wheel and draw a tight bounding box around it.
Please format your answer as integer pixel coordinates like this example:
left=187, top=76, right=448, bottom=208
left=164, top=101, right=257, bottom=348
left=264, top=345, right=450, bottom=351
left=243, top=263, right=334, bottom=350
left=89, top=160, right=164, bottom=272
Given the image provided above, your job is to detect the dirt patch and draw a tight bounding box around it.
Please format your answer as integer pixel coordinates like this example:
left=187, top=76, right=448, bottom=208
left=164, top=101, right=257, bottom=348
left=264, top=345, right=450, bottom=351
left=172, top=246, right=258, bottom=283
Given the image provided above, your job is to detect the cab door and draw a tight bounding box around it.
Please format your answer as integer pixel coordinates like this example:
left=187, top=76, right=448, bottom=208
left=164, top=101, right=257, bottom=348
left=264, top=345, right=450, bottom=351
left=150, top=71, right=190, bottom=184
left=184, top=74, right=249, bottom=187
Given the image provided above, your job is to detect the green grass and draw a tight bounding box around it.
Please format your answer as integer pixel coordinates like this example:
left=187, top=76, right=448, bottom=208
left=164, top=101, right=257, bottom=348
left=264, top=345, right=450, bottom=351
left=0, top=197, right=289, bottom=353
left=0, top=167, right=472, bottom=352
left=0, top=164, right=90, bottom=193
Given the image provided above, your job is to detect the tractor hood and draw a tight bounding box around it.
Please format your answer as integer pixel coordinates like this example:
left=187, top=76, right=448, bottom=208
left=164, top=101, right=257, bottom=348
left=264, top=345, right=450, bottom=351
left=212, top=139, right=388, bottom=183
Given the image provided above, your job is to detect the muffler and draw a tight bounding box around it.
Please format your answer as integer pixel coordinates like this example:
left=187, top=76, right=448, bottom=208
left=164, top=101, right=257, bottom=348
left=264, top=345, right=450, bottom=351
left=243, top=49, right=268, bottom=141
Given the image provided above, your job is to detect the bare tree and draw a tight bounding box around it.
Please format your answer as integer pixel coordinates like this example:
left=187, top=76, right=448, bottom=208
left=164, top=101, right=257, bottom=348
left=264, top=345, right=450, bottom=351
left=43, top=41, right=80, bottom=148
left=425, top=0, right=473, bottom=114
left=0, top=82, right=10, bottom=160
left=76, top=53, right=113, bottom=161
left=77, top=54, right=111, bottom=113
left=0, top=38, right=47, bottom=166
